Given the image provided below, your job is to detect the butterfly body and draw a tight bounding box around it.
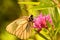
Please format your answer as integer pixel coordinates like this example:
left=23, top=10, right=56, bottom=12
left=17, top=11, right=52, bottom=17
left=6, top=15, right=33, bottom=39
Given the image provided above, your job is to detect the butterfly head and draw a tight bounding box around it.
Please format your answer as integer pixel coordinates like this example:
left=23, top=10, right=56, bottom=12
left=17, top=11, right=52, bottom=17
left=29, top=15, right=33, bottom=22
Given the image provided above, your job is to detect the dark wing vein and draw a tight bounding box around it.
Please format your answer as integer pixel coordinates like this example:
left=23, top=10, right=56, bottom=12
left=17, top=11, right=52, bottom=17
left=19, top=22, right=33, bottom=39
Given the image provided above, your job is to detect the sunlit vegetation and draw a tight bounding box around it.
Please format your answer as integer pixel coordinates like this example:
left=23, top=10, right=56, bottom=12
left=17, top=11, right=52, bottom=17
left=0, top=0, right=60, bottom=40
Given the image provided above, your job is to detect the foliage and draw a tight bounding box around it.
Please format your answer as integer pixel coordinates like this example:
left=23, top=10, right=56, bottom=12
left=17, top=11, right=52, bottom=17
left=0, top=0, right=60, bottom=40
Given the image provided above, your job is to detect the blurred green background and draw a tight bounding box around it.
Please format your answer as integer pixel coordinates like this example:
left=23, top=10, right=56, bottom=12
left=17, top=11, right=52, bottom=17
left=0, top=0, right=21, bottom=40
left=0, top=0, right=60, bottom=40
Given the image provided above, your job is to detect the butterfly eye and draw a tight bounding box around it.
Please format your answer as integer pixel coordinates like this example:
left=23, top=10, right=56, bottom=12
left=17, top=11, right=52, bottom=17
left=30, top=15, right=33, bottom=17
left=29, top=15, right=33, bottom=22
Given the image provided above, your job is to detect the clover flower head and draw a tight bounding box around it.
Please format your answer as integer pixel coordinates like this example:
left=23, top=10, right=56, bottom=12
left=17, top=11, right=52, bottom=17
left=33, top=13, right=54, bottom=32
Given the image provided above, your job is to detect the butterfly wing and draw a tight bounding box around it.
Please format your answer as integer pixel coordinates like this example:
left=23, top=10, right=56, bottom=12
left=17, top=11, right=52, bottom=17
left=18, top=22, right=33, bottom=39
left=6, top=16, right=33, bottom=39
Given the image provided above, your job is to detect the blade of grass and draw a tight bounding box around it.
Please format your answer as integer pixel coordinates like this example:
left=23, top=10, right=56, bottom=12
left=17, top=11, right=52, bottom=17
left=35, top=30, right=49, bottom=40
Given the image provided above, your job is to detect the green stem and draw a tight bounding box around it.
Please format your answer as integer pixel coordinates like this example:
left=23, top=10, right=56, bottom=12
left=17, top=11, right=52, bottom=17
left=35, top=30, right=49, bottom=40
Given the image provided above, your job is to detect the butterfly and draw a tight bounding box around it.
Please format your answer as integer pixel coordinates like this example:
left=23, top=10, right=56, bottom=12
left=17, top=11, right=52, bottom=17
left=6, top=15, right=34, bottom=40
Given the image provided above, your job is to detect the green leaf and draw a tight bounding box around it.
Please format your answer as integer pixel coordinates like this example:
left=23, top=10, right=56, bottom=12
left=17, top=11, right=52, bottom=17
left=30, top=0, right=55, bottom=10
